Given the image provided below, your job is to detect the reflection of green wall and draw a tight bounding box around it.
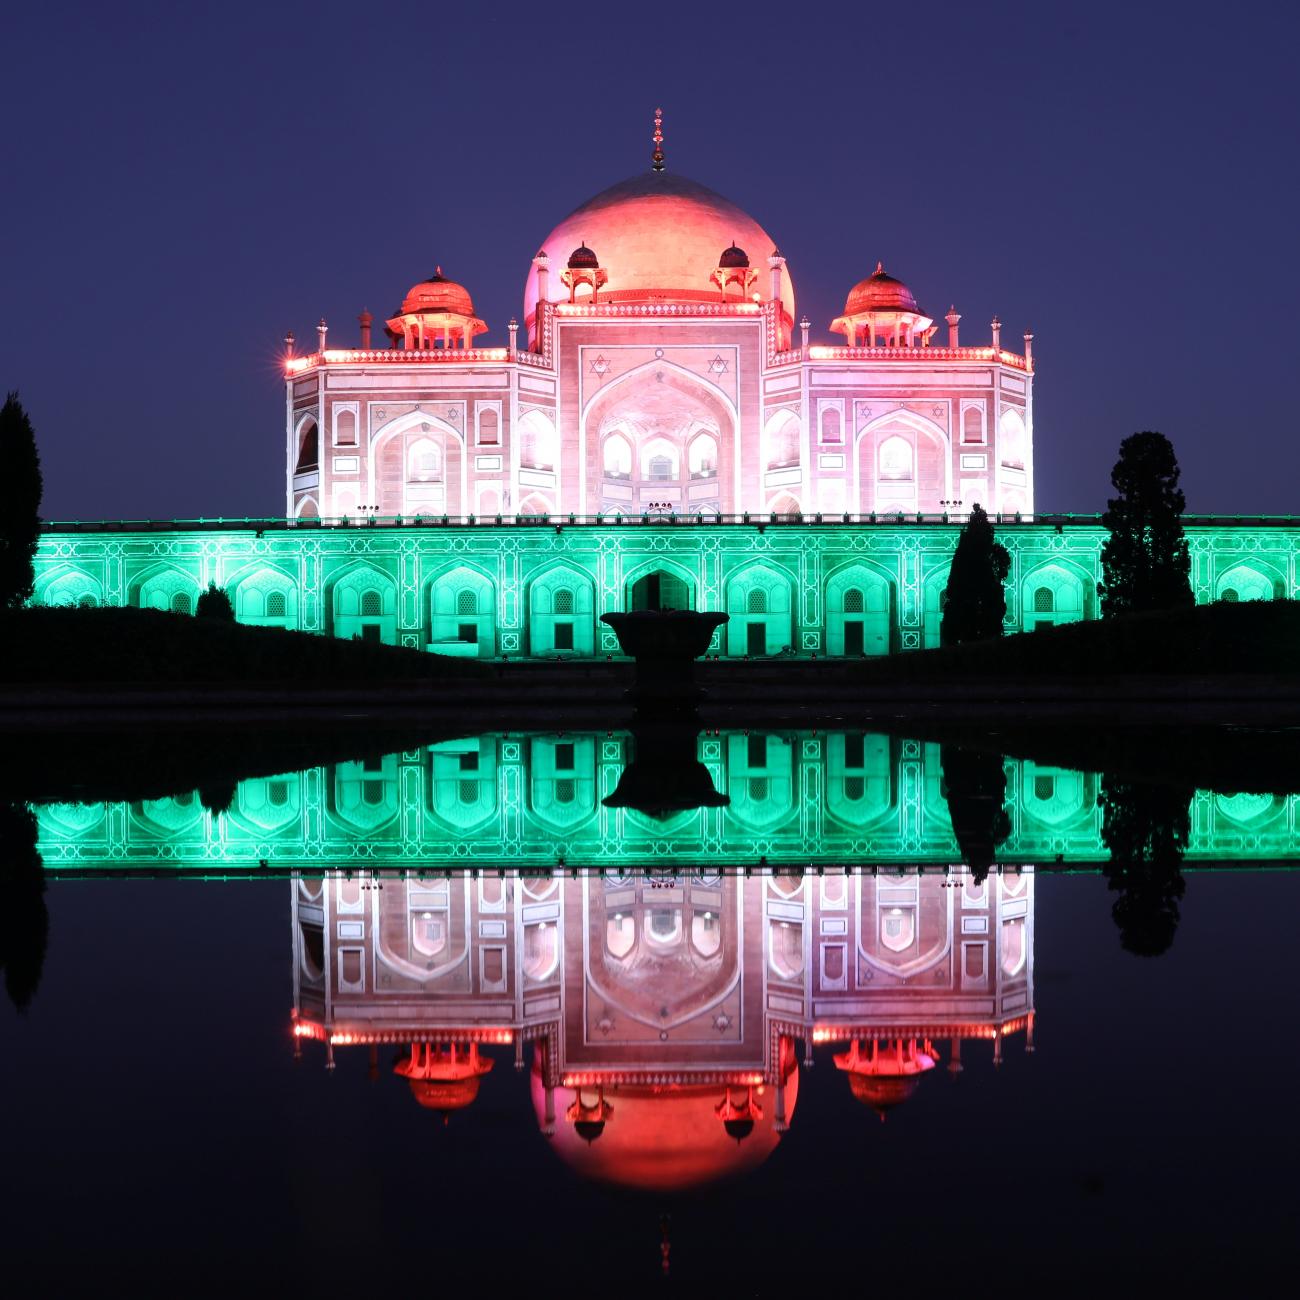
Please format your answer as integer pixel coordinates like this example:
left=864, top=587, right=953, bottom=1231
left=32, top=735, right=1300, bottom=870
left=35, top=520, right=1300, bottom=658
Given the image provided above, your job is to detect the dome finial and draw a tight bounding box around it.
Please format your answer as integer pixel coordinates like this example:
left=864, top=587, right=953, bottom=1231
left=651, top=107, right=665, bottom=171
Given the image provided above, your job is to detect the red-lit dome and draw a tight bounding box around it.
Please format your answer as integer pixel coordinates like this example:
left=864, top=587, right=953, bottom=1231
left=567, top=243, right=600, bottom=270
left=532, top=1072, right=800, bottom=1192
left=395, top=1042, right=494, bottom=1115
left=400, top=268, right=477, bottom=319
left=405, top=1076, right=487, bottom=1111
left=843, top=262, right=921, bottom=317
left=844, top=1072, right=924, bottom=1113
left=526, top=171, right=795, bottom=323
left=718, top=242, right=750, bottom=269
left=834, top=1037, right=936, bottom=1120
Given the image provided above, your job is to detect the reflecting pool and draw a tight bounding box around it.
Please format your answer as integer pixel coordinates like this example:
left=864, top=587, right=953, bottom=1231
left=1, top=730, right=1297, bottom=1289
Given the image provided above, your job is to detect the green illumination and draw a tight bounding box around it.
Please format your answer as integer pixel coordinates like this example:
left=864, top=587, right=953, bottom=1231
left=32, top=519, right=1299, bottom=655
left=33, top=734, right=1300, bottom=871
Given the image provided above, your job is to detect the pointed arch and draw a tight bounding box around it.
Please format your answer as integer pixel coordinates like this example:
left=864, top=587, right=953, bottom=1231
left=429, top=563, right=496, bottom=657
left=724, top=563, right=793, bottom=656
left=327, top=561, right=399, bottom=644
left=131, top=563, right=202, bottom=615
left=1216, top=561, right=1283, bottom=603
left=37, top=566, right=104, bottom=609
left=528, top=562, right=596, bottom=656
left=225, top=563, right=299, bottom=629
left=854, top=408, right=950, bottom=514
left=370, top=409, right=465, bottom=516
left=623, top=558, right=698, bottom=612
left=1021, top=559, right=1091, bottom=631
left=518, top=408, right=559, bottom=472
left=825, top=561, right=893, bottom=656
left=582, top=360, right=737, bottom=515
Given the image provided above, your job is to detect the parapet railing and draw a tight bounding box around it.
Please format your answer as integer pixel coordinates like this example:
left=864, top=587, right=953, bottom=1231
left=771, top=344, right=1032, bottom=370
left=40, top=512, right=1300, bottom=535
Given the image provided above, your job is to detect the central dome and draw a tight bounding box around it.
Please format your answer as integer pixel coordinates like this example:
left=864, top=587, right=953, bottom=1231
left=526, top=171, right=795, bottom=325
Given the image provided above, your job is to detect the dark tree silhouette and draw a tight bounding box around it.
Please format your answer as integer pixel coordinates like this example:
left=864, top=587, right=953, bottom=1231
left=0, top=392, right=44, bottom=609
left=197, top=780, right=237, bottom=816
left=940, top=504, right=1010, bottom=646
left=940, top=744, right=1011, bottom=884
left=0, top=800, right=49, bottom=1012
left=1099, top=776, right=1192, bottom=956
left=196, top=582, right=235, bottom=621
left=1097, top=432, right=1194, bottom=617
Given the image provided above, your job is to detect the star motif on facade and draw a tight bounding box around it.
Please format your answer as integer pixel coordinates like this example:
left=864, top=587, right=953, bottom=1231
left=708, top=354, right=729, bottom=376
left=589, top=354, right=612, bottom=377
left=932, top=406, right=944, bottom=418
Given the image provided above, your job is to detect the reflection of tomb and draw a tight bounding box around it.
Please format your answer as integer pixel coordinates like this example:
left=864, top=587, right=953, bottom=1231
left=293, top=867, right=1035, bottom=1188
left=39, top=733, right=1295, bottom=872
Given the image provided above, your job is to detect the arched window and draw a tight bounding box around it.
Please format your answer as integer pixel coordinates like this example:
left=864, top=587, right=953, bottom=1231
left=408, top=438, right=441, bottom=481
left=602, top=433, right=632, bottom=478
left=335, top=409, right=357, bottom=446
left=477, top=407, right=499, bottom=445
left=1033, top=587, right=1054, bottom=613
left=1222, top=588, right=1239, bottom=603
left=456, top=590, right=478, bottom=616
left=642, top=438, right=678, bottom=481
left=746, top=589, right=768, bottom=614
left=361, top=589, right=382, bottom=617
left=553, top=588, right=574, bottom=615
left=843, top=588, right=864, bottom=614
left=821, top=406, right=842, bottom=444
left=519, top=411, right=558, bottom=470
left=688, top=433, right=718, bottom=478
left=879, top=435, right=913, bottom=480
left=77, top=594, right=97, bottom=609
left=768, top=416, right=800, bottom=469
left=266, top=591, right=287, bottom=618
left=295, top=419, right=318, bottom=472
left=962, top=406, right=984, bottom=444
left=999, top=409, right=1027, bottom=468
left=171, top=592, right=192, bottom=615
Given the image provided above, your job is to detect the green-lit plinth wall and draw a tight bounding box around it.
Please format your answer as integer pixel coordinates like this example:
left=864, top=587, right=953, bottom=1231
left=34, top=517, right=1299, bottom=657
left=35, top=737, right=1299, bottom=871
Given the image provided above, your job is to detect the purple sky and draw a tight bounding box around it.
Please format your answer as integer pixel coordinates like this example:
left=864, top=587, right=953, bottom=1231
left=4, top=1, right=1298, bottom=520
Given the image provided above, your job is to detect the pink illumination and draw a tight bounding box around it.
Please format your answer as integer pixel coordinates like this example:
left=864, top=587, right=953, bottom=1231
left=525, top=170, right=796, bottom=329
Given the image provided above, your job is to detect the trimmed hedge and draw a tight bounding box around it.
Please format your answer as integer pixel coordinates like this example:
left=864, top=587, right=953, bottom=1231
left=0, top=606, right=491, bottom=684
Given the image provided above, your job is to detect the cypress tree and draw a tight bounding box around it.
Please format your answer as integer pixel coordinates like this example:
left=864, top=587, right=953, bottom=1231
left=1098, top=432, right=1193, bottom=616
left=940, top=503, right=1010, bottom=646
left=196, top=581, right=235, bottom=621
left=0, top=392, right=43, bottom=609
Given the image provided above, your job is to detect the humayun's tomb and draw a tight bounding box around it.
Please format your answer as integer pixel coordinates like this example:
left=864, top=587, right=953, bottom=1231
left=32, top=114, right=1300, bottom=655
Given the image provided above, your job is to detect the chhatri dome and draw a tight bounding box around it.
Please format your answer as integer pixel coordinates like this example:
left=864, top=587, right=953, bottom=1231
left=524, top=112, right=796, bottom=328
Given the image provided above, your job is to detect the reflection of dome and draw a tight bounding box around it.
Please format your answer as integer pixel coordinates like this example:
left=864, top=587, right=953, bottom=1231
left=718, top=242, right=749, bottom=268
left=532, top=1045, right=799, bottom=1192
left=405, top=1076, right=487, bottom=1111
left=843, top=1072, right=923, bottom=1113
left=843, top=262, right=921, bottom=317
left=395, top=1042, right=494, bottom=1116
left=400, top=268, right=477, bottom=318
left=567, top=243, right=600, bottom=269
left=834, top=1037, right=936, bottom=1120
left=527, top=171, right=795, bottom=322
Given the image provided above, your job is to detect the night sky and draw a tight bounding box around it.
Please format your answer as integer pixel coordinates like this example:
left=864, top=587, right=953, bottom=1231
left=4, top=0, right=1298, bottom=521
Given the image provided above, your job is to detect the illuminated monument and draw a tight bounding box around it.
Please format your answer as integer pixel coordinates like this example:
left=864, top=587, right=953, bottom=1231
left=285, top=111, right=1033, bottom=523
left=31, top=112, right=1299, bottom=653
left=34, top=733, right=1294, bottom=872
left=290, top=871, right=1035, bottom=1189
